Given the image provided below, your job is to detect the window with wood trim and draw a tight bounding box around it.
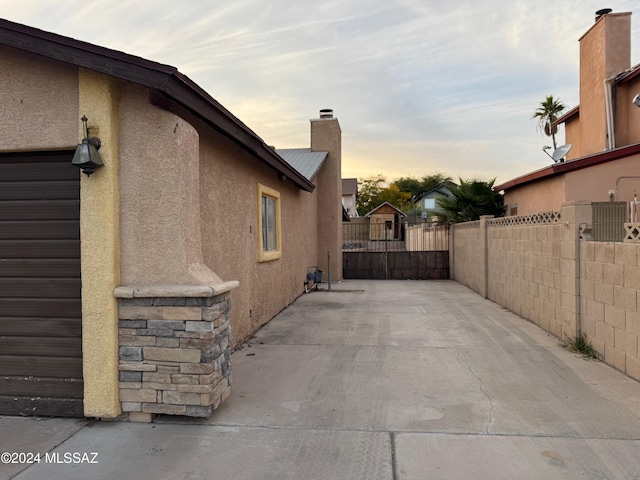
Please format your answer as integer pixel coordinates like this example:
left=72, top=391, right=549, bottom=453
left=257, top=184, right=282, bottom=262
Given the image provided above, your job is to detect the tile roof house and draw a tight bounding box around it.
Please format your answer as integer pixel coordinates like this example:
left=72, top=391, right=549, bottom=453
left=495, top=10, right=640, bottom=217
left=0, top=19, right=342, bottom=421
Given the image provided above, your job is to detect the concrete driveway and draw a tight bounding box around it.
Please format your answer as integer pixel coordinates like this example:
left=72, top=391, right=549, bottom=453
left=3, top=280, right=640, bottom=479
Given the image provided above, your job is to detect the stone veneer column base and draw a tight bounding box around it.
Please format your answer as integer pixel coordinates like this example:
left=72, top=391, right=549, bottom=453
left=114, top=282, right=238, bottom=422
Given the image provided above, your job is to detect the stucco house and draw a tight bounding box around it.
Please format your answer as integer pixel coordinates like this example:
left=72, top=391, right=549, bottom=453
left=0, top=19, right=342, bottom=421
left=341, top=177, right=359, bottom=218
left=495, top=10, right=640, bottom=217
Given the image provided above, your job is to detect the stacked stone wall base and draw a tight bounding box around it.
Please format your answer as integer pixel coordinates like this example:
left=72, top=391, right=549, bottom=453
left=114, top=284, right=236, bottom=422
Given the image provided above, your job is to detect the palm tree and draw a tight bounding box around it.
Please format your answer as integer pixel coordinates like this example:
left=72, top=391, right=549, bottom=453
left=436, top=178, right=505, bottom=223
left=532, top=95, right=566, bottom=149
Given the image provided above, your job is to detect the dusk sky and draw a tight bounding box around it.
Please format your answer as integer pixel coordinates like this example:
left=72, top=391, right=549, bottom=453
left=2, top=1, right=639, bottom=185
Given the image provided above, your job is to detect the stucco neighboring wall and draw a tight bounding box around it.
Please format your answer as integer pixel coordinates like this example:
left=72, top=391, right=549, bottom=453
left=0, top=45, right=78, bottom=151
left=577, top=13, right=631, bottom=157
left=503, top=175, right=565, bottom=217
left=564, top=153, right=640, bottom=205
left=198, top=129, right=319, bottom=347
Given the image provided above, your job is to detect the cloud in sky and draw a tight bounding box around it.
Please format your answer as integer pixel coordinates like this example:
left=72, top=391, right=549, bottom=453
left=2, top=0, right=639, bottom=184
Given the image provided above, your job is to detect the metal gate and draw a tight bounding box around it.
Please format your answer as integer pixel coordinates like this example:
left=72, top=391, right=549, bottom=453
left=342, top=221, right=449, bottom=280
left=0, top=151, right=83, bottom=417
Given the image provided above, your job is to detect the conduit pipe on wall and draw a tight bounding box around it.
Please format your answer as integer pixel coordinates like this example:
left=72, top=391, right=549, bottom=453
left=604, top=77, right=616, bottom=150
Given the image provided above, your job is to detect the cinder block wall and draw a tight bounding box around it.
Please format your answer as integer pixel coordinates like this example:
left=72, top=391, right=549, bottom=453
left=580, top=241, right=640, bottom=379
left=451, top=202, right=640, bottom=382
left=486, top=216, right=571, bottom=339
left=451, top=221, right=484, bottom=295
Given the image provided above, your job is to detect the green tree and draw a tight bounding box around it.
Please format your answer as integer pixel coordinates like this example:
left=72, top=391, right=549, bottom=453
left=356, top=175, right=386, bottom=216
left=532, top=95, right=566, bottom=149
left=393, top=173, right=453, bottom=198
left=378, top=184, right=411, bottom=211
left=356, top=175, right=412, bottom=215
left=436, top=178, right=505, bottom=223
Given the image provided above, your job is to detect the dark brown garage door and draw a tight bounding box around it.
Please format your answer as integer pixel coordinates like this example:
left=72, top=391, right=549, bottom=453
left=0, top=151, right=83, bottom=417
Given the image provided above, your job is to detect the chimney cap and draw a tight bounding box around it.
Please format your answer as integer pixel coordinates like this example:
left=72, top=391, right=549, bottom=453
left=595, top=8, right=612, bottom=20
left=319, top=109, right=334, bottom=119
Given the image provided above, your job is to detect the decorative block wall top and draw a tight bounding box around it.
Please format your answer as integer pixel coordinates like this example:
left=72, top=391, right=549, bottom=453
left=487, top=211, right=561, bottom=227
left=624, top=223, right=640, bottom=243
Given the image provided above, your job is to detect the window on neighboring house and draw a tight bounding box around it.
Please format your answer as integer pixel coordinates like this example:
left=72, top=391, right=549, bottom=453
left=423, top=198, right=436, bottom=209
left=257, top=184, right=282, bottom=262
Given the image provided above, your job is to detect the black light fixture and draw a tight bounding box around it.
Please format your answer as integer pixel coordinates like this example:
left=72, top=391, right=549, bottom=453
left=71, top=115, right=104, bottom=176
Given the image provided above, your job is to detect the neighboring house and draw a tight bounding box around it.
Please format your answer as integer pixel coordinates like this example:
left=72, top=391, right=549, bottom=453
left=365, top=202, right=407, bottom=240
left=0, top=19, right=342, bottom=421
left=413, top=184, right=453, bottom=221
left=495, top=10, right=640, bottom=216
left=341, top=177, right=359, bottom=217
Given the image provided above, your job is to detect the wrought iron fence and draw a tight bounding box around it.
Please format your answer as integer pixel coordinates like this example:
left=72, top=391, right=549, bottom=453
left=342, top=221, right=449, bottom=252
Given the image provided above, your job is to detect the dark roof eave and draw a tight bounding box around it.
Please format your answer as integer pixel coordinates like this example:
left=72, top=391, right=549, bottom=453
left=0, top=18, right=315, bottom=192
left=495, top=142, right=640, bottom=192
left=552, top=105, right=579, bottom=127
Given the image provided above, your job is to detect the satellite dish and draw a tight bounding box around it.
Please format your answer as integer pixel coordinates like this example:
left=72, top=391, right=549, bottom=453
left=633, top=93, right=640, bottom=108
left=552, top=144, right=572, bottom=163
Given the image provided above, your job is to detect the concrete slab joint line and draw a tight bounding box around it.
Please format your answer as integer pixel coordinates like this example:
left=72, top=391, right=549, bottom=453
left=116, top=292, right=232, bottom=422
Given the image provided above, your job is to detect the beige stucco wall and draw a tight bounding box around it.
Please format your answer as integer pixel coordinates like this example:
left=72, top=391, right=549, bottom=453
left=504, top=150, right=640, bottom=217
left=198, top=128, right=319, bottom=347
left=78, top=69, right=121, bottom=417
left=312, top=116, right=343, bottom=278
left=576, top=13, right=631, bottom=157
left=614, top=77, right=640, bottom=148
left=503, top=175, right=565, bottom=216
left=117, top=84, right=222, bottom=286
left=0, top=45, right=78, bottom=151
left=2, top=43, right=343, bottom=413
left=564, top=153, right=640, bottom=205
left=0, top=47, right=123, bottom=417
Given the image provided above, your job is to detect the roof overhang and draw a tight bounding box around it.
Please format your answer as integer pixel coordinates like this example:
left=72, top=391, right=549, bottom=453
left=495, top=142, right=640, bottom=192
left=0, top=18, right=315, bottom=192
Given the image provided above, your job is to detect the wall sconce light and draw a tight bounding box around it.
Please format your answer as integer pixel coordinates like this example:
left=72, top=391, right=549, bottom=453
left=71, top=115, right=104, bottom=176
left=633, top=94, right=640, bottom=108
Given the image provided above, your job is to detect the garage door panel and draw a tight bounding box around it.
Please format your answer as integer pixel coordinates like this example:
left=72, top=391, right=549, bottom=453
left=0, top=317, right=82, bottom=337
left=0, top=336, right=82, bottom=357
left=0, top=299, right=81, bottom=318
left=0, top=355, right=83, bottom=377
left=0, top=239, right=80, bottom=258
left=0, top=152, right=82, bottom=417
left=0, top=180, right=80, bottom=201
left=0, top=259, right=80, bottom=277
left=0, top=396, right=84, bottom=417
left=0, top=221, right=80, bottom=240
left=0, top=200, right=80, bottom=220
left=0, top=278, right=81, bottom=298
left=0, top=159, right=79, bottom=182
left=0, top=376, right=83, bottom=398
